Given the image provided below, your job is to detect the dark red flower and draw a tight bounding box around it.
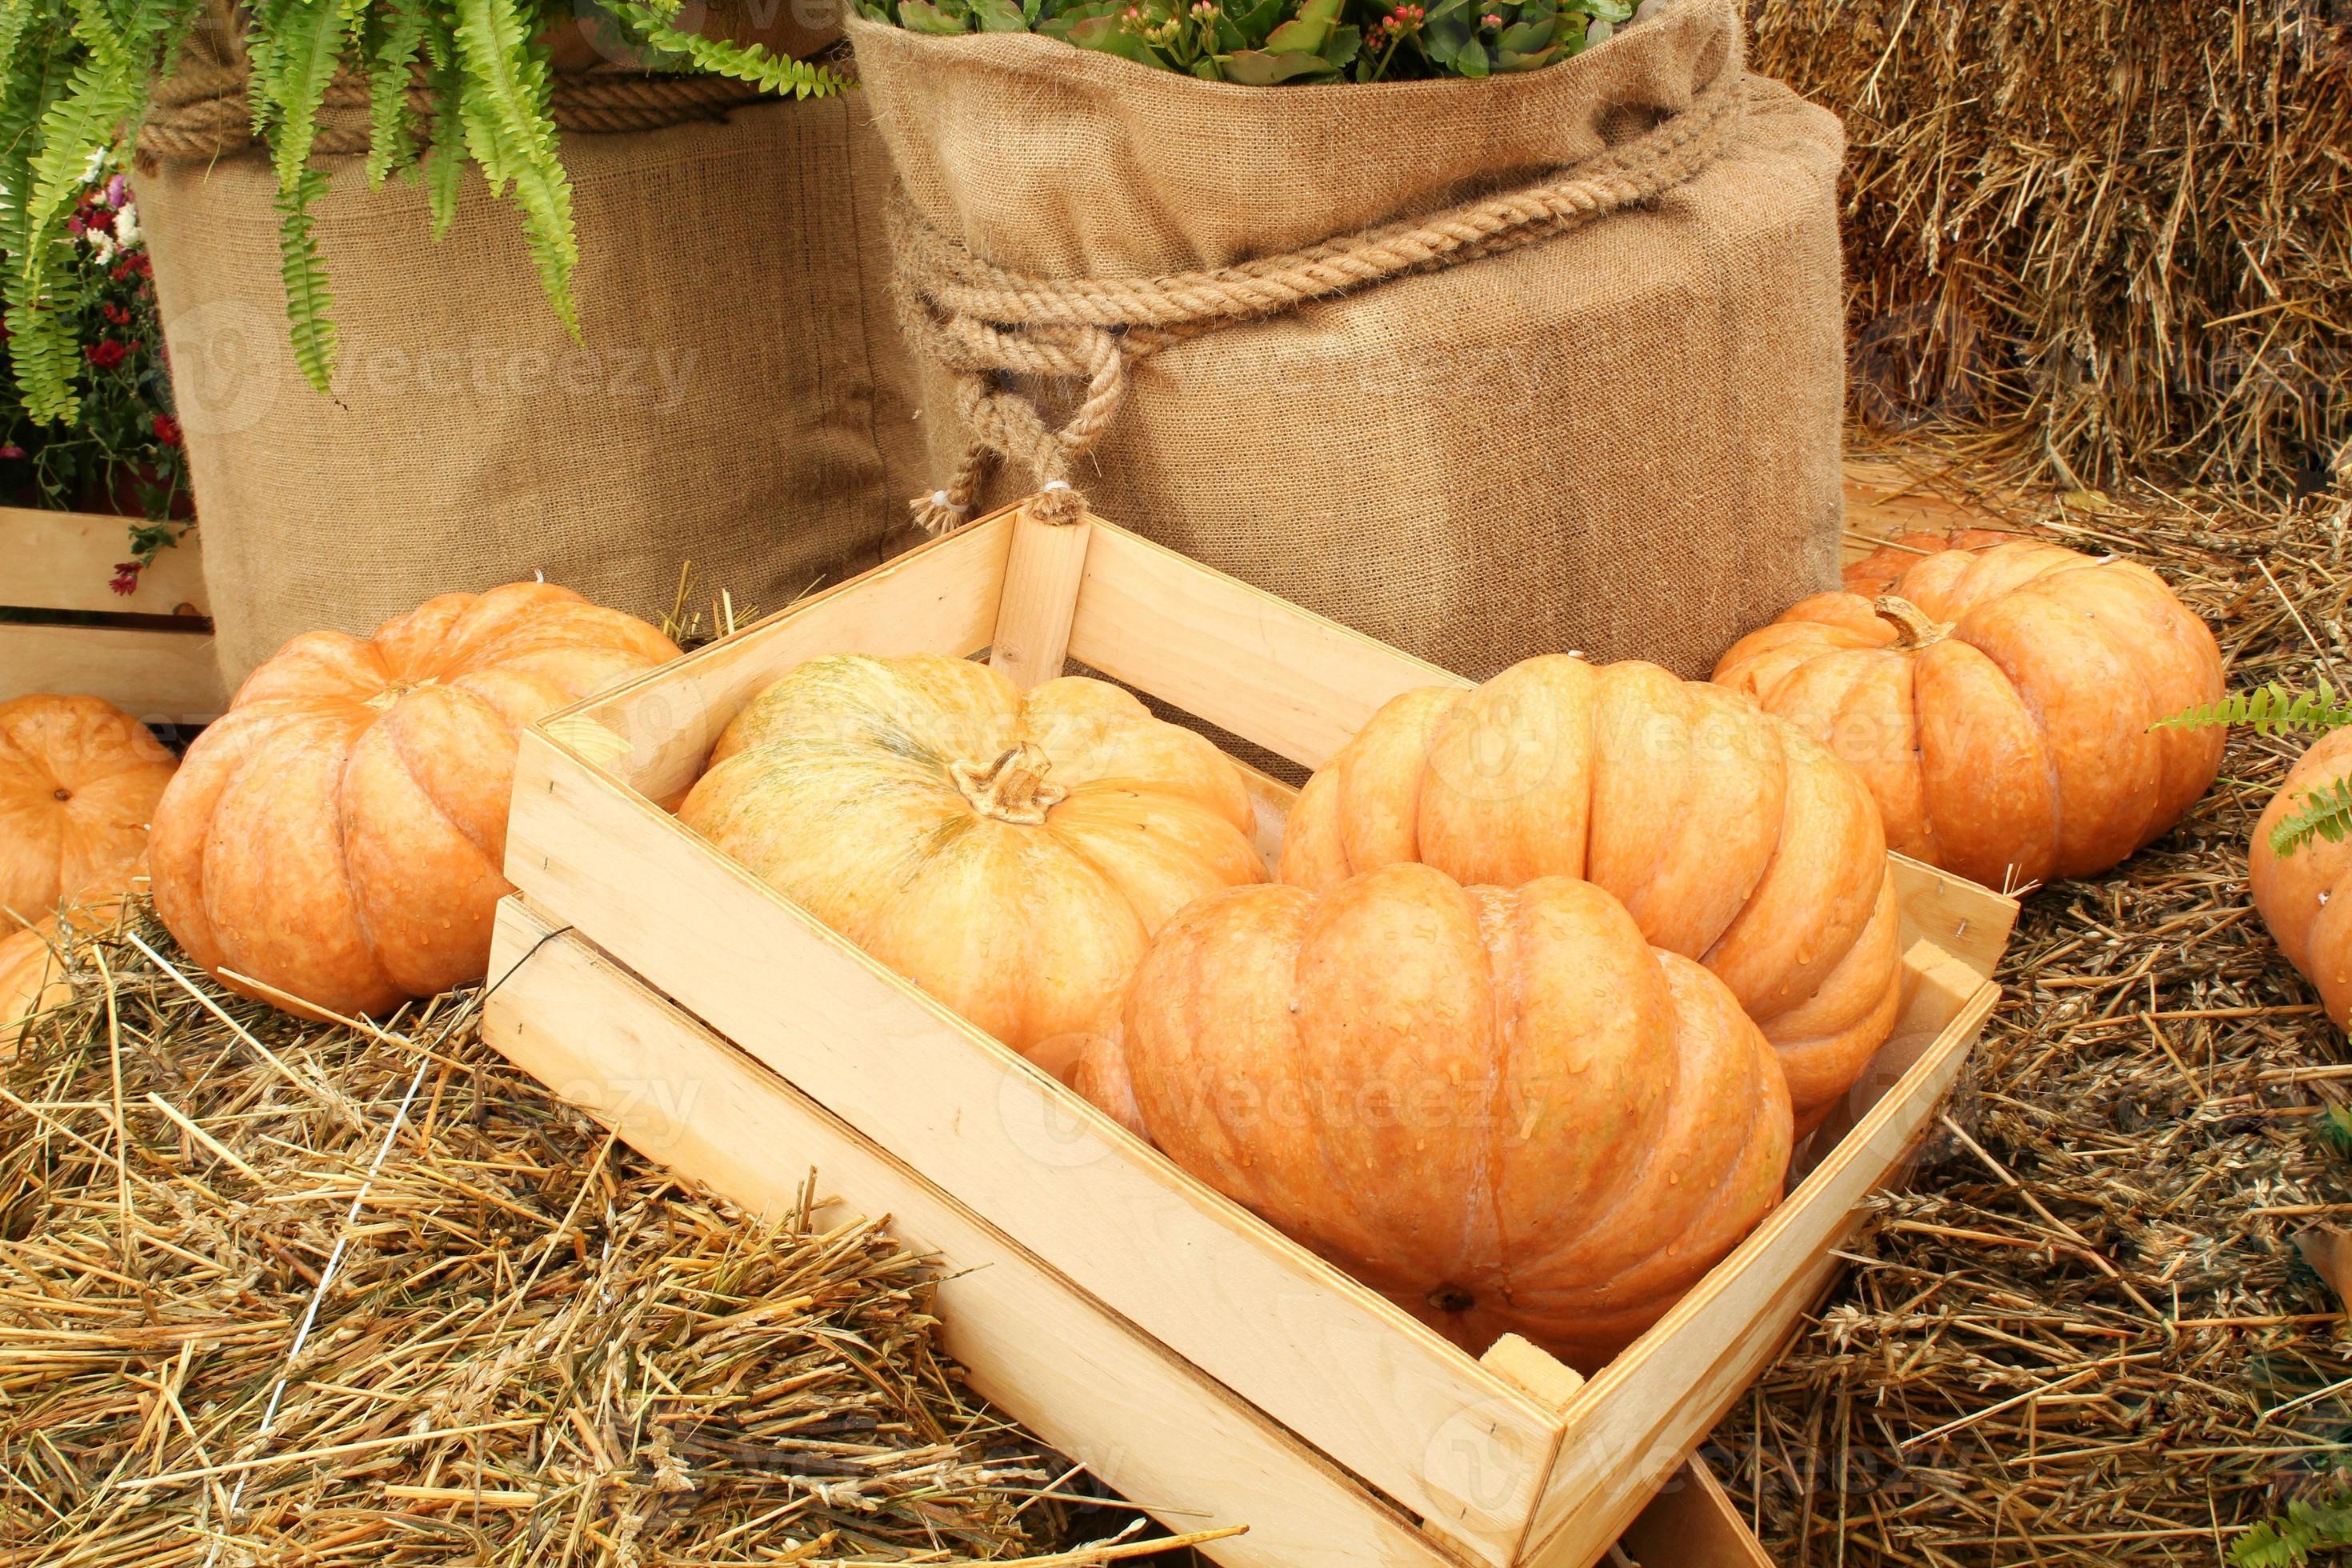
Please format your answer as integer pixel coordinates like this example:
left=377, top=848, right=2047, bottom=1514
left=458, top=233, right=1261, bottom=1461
left=102, top=301, right=130, bottom=325
left=152, top=413, right=182, bottom=446
left=85, top=339, right=127, bottom=369
left=0, top=443, right=25, bottom=460
left=65, top=215, right=83, bottom=237
left=110, top=562, right=141, bottom=596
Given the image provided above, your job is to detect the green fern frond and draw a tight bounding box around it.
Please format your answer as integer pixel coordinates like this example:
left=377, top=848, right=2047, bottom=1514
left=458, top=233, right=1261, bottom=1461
left=450, top=0, right=576, bottom=333
left=0, top=0, right=41, bottom=80
left=606, top=0, right=848, bottom=97
left=276, top=164, right=338, bottom=392
left=362, top=0, right=429, bottom=184
left=2274, top=777, right=2352, bottom=862
left=2231, top=1492, right=2352, bottom=1566
left=2157, top=682, right=2352, bottom=738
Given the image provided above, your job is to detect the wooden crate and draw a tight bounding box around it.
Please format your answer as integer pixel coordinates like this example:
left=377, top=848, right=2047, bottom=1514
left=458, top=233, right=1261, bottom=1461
left=483, top=502, right=2018, bottom=1568
left=0, top=506, right=223, bottom=721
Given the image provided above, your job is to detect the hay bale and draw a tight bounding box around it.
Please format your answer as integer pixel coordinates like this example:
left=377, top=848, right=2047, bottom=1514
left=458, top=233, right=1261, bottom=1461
left=0, top=916, right=1078, bottom=1564
left=1754, top=0, right=2352, bottom=494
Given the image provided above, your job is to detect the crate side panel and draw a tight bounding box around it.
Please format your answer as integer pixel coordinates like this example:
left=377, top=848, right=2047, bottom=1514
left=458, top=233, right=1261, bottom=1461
left=0, top=622, right=225, bottom=721
left=499, top=748, right=1557, bottom=1564
left=482, top=902, right=1458, bottom=1568
left=1067, top=523, right=1466, bottom=772
left=1, top=506, right=207, bottom=615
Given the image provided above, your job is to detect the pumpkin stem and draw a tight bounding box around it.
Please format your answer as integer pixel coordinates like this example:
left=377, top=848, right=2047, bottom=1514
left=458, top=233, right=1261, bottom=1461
left=1872, top=594, right=1954, bottom=650
left=950, top=744, right=1069, bottom=827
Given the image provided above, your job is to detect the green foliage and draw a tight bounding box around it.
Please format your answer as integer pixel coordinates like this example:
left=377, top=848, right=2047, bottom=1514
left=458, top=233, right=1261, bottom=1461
left=2232, top=1490, right=2352, bottom=1567
left=2314, top=1106, right=2352, bottom=1164
left=1, top=0, right=843, bottom=418
left=2275, top=778, right=2352, bottom=862
left=855, top=0, right=1629, bottom=80
left=2157, top=682, right=2352, bottom=738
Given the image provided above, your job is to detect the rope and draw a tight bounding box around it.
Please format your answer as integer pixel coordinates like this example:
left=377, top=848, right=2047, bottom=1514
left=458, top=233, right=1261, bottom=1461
left=893, top=62, right=1751, bottom=533
left=135, top=66, right=772, bottom=161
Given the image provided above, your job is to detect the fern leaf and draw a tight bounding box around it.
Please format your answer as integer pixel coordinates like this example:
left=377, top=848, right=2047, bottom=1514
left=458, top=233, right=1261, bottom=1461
left=362, top=0, right=429, bottom=185
left=450, top=0, right=577, bottom=333
left=2156, top=682, right=2352, bottom=738
left=2230, top=1493, right=2352, bottom=1566
left=0, top=0, right=40, bottom=82
left=606, top=0, right=849, bottom=97
left=254, top=0, right=359, bottom=199
left=275, top=164, right=338, bottom=392
left=2274, top=777, right=2352, bottom=861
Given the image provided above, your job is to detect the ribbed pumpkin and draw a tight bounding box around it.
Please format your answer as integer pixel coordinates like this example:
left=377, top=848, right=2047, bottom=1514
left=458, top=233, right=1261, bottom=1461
left=1280, top=654, right=1900, bottom=1136
left=2251, top=729, right=2352, bottom=1024
left=1069, top=862, right=1794, bottom=1367
left=150, top=584, right=679, bottom=1019
left=1714, top=531, right=2223, bottom=890
left=0, top=694, right=177, bottom=931
left=679, top=654, right=1265, bottom=1058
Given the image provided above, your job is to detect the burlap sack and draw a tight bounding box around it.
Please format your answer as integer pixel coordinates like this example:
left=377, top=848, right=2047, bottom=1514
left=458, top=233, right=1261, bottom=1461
left=139, top=22, right=927, bottom=682
left=854, top=0, right=1844, bottom=680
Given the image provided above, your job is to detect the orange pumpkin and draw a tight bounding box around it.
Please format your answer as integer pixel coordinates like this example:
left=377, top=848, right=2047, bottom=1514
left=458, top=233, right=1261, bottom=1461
left=2251, top=728, right=2352, bottom=1024
left=1070, top=862, right=1792, bottom=1367
left=679, top=654, right=1266, bottom=1058
left=1714, top=531, right=2223, bottom=890
left=1278, top=654, right=1900, bottom=1135
left=0, top=694, right=177, bottom=931
left=149, top=584, right=680, bottom=1019
left=0, top=886, right=136, bottom=1054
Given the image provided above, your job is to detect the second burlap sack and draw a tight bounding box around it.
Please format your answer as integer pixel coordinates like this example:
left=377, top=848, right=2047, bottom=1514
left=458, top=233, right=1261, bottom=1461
left=856, top=0, right=1843, bottom=679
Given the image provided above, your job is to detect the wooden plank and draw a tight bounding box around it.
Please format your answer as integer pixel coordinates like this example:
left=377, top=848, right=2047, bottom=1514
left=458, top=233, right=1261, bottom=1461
left=0, top=622, right=226, bottom=721
left=989, top=511, right=1094, bottom=690
left=561, top=516, right=1012, bottom=809
left=1070, top=521, right=1466, bottom=770
left=1889, top=854, right=2018, bottom=980
left=1521, top=948, right=1998, bottom=1565
left=1618, top=1459, right=1775, bottom=1568
left=482, top=902, right=1458, bottom=1568
left=502, top=734, right=1561, bottom=1566
left=0, top=506, right=206, bottom=616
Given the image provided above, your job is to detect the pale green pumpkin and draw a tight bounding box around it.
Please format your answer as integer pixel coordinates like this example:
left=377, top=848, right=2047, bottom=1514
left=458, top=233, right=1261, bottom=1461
left=679, top=654, right=1265, bottom=1056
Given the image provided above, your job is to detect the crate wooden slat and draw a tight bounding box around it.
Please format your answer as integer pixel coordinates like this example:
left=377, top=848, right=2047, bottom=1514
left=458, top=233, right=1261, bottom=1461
left=2, top=504, right=206, bottom=614
left=493, top=502, right=2019, bottom=1568
left=1, top=506, right=222, bottom=719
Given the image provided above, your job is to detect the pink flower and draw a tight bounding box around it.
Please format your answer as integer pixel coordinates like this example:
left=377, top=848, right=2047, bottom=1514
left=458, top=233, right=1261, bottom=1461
left=110, top=562, right=141, bottom=596
left=104, top=174, right=127, bottom=208
left=0, top=444, right=25, bottom=460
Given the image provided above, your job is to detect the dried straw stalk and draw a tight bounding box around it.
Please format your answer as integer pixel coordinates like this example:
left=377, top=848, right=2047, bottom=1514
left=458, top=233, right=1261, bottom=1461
left=1753, top=0, right=2352, bottom=496
left=1716, top=449, right=2352, bottom=1563
left=0, top=922, right=1096, bottom=1565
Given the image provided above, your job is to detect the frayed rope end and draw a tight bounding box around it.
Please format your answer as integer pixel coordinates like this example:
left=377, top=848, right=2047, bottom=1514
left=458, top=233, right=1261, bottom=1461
left=912, top=487, right=974, bottom=536
left=1026, top=478, right=1089, bottom=528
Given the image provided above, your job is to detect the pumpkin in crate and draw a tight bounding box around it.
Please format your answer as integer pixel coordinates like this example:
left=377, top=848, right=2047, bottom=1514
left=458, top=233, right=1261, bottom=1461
left=679, top=654, right=1265, bottom=1058
left=1, top=694, right=178, bottom=931
left=149, top=584, right=680, bottom=1019
left=2251, top=728, right=2352, bottom=1025
left=1279, top=654, right=1901, bottom=1135
left=1714, top=531, right=2223, bottom=890
left=1065, top=861, right=1793, bottom=1368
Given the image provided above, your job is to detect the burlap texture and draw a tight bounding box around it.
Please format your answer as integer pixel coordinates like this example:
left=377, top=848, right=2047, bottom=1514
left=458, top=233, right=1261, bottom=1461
left=854, top=0, right=1845, bottom=680
left=141, top=32, right=926, bottom=681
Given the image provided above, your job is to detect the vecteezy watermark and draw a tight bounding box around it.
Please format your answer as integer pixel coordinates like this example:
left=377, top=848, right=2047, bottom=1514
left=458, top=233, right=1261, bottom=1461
left=162, top=296, right=703, bottom=434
